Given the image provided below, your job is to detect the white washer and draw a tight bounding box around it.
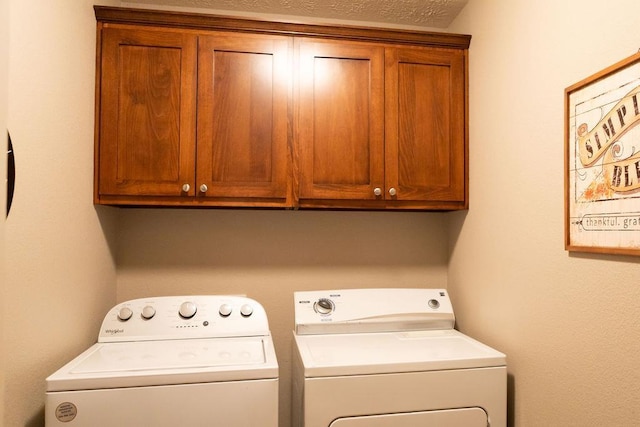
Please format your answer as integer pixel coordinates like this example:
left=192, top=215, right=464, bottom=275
left=46, top=295, right=278, bottom=426
left=292, top=288, right=506, bottom=427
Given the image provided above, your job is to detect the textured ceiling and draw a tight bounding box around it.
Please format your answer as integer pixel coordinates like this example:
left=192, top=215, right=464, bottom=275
left=123, top=0, right=469, bottom=29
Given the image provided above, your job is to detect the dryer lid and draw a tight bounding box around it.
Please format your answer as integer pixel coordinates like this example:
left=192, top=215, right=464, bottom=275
left=294, top=329, right=505, bottom=377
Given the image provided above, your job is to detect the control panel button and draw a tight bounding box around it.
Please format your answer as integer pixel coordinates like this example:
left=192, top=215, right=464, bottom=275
left=219, top=304, right=232, bottom=317
left=314, top=298, right=334, bottom=315
left=117, top=306, right=133, bottom=321
left=428, top=299, right=440, bottom=309
left=179, top=301, right=197, bottom=319
left=240, top=304, right=254, bottom=317
left=141, top=305, right=156, bottom=320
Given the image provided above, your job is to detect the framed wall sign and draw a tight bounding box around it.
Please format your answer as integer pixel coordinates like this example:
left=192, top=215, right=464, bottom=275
left=565, top=52, right=640, bottom=255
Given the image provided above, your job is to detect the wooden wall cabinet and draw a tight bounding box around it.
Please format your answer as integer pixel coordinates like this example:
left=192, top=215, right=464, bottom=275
left=94, top=7, right=470, bottom=210
left=296, top=38, right=385, bottom=202
left=97, top=27, right=197, bottom=201
left=296, top=40, right=467, bottom=209
left=196, top=33, right=290, bottom=206
left=384, top=46, right=467, bottom=207
left=96, top=25, right=291, bottom=207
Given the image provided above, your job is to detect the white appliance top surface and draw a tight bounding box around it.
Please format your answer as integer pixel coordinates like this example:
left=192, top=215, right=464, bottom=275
left=294, top=328, right=506, bottom=377
left=293, top=288, right=505, bottom=377
left=47, top=335, right=278, bottom=392
left=47, top=296, right=279, bottom=392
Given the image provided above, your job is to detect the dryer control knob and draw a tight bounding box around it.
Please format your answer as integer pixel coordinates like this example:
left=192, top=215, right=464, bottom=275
left=141, top=305, right=156, bottom=320
left=179, top=301, right=197, bottom=319
left=314, top=298, right=334, bottom=315
left=117, top=306, right=133, bottom=321
left=240, top=304, right=254, bottom=317
left=428, top=299, right=440, bottom=309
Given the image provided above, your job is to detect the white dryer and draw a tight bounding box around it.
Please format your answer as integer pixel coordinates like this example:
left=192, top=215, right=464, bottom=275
left=292, top=288, right=506, bottom=427
left=46, top=295, right=278, bottom=426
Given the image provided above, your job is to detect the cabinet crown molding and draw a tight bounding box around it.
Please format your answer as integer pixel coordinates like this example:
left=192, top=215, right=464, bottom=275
left=94, top=6, right=471, bottom=49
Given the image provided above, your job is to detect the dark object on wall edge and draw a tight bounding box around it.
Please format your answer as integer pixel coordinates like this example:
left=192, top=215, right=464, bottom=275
left=7, top=130, right=14, bottom=217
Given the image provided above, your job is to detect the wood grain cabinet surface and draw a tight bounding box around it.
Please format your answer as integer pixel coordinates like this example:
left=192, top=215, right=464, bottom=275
left=196, top=33, right=290, bottom=206
left=97, top=27, right=197, bottom=201
left=384, top=46, right=467, bottom=208
left=296, top=38, right=385, bottom=203
left=94, top=6, right=470, bottom=210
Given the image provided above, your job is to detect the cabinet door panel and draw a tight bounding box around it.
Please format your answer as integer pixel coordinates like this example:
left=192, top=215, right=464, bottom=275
left=98, top=27, right=197, bottom=197
left=197, top=34, right=290, bottom=202
left=297, top=39, right=385, bottom=200
left=386, top=47, right=466, bottom=203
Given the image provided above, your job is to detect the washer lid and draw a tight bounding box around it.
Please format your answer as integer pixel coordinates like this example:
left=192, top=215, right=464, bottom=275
left=46, top=335, right=278, bottom=392
left=294, top=329, right=505, bottom=377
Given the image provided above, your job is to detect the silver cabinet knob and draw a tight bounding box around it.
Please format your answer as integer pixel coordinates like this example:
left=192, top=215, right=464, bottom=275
left=373, top=187, right=382, bottom=196
left=388, top=187, right=397, bottom=196
left=182, top=183, right=190, bottom=192
left=199, top=184, right=208, bottom=193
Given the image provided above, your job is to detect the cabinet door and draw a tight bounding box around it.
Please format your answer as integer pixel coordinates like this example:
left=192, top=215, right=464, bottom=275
left=98, top=27, right=197, bottom=199
left=385, top=47, right=466, bottom=205
left=197, top=33, right=290, bottom=205
left=297, top=39, right=385, bottom=201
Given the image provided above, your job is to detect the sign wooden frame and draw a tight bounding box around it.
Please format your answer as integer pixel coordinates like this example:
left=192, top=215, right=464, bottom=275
left=565, top=52, right=640, bottom=255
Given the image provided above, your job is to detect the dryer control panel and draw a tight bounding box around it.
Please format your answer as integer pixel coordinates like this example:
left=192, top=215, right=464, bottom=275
left=99, top=295, right=270, bottom=342
left=294, top=288, right=455, bottom=335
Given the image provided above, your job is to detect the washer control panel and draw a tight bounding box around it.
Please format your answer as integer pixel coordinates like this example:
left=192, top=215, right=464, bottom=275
left=294, top=288, right=455, bottom=335
left=99, top=295, right=270, bottom=342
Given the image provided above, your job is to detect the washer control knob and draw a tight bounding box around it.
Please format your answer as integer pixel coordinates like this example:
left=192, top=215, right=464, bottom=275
left=179, top=301, right=197, bottom=319
left=314, top=298, right=334, bottom=315
left=117, top=306, right=133, bottom=321
left=240, top=304, right=254, bottom=317
left=428, top=299, right=440, bottom=309
left=141, top=305, right=156, bottom=320
left=219, top=304, right=233, bottom=317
